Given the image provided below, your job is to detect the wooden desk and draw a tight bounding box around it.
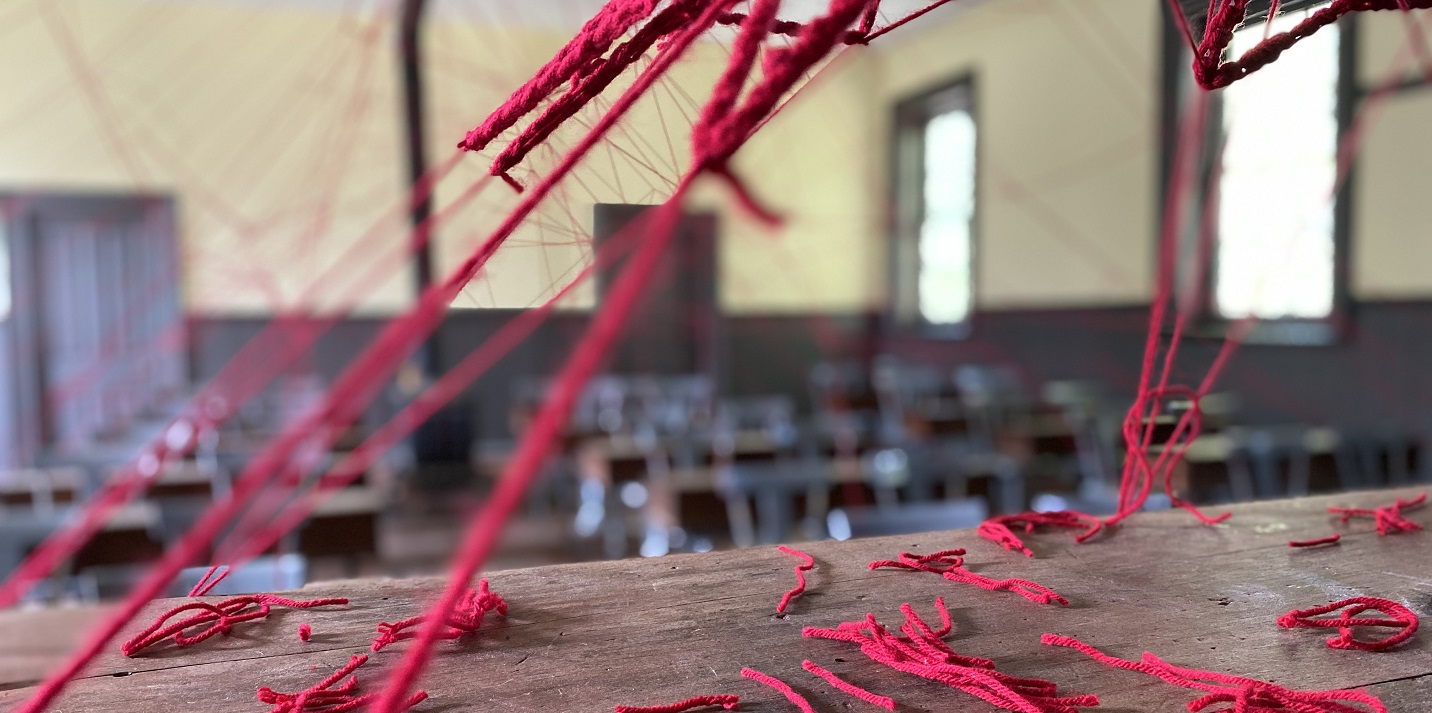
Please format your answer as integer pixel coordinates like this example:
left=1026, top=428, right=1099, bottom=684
left=2, top=487, right=1429, bottom=711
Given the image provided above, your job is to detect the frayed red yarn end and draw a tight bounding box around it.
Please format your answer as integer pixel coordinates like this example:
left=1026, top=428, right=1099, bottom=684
left=1288, top=534, right=1341, bottom=548
left=741, top=667, right=815, bottom=713
left=1278, top=597, right=1419, bottom=651
left=802, top=660, right=894, bottom=710
left=613, top=694, right=739, bottom=713
left=775, top=545, right=815, bottom=615
left=298, top=623, right=312, bottom=642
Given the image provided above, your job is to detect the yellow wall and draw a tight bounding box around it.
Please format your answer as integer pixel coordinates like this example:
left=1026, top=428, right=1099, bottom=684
left=2, top=0, right=1427, bottom=317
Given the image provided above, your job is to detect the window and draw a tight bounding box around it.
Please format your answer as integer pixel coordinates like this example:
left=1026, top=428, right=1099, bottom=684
left=1214, top=5, right=1341, bottom=321
left=892, top=78, right=976, bottom=336
left=1167, top=2, right=1350, bottom=343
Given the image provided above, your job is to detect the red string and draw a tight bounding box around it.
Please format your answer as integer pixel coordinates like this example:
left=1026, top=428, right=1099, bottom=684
left=869, top=550, right=1068, bottom=606
left=1042, top=633, right=1388, bottom=712
left=775, top=545, right=816, bottom=615
left=1181, top=0, right=1432, bottom=89
left=801, top=660, right=895, bottom=710
left=298, top=624, right=312, bottom=642
left=977, top=511, right=1103, bottom=557
left=1287, top=534, right=1341, bottom=548
left=614, top=694, right=740, bottom=713
left=1329, top=493, right=1425, bottom=535
left=371, top=579, right=507, bottom=653
left=121, top=593, right=347, bottom=657
left=1277, top=597, right=1419, bottom=651
left=741, top=667, right=816, bottom=713
left=257, top=654, right=429, bottom=713
left=805, top=600, right=1097, bottom=712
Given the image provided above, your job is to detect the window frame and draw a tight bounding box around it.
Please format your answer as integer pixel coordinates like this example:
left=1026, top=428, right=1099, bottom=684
left=888, top=73, right=979, bottom=340
left=1160, top=4, right=1357, bottom=346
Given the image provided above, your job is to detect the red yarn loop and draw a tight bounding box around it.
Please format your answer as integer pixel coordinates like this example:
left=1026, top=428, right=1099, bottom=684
left=1043, top=633, right=1388, bottom=712
left=122, top=593, right=348, bottom=657
left=1277, top=597, right=1419, bottom=651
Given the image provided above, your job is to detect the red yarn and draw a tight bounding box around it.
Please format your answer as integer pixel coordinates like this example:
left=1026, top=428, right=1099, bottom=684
left=613, top=694, right=739, bottom=713
left=805, top=600, right=1097, bottom=712
left=1042, top=633, right=1388, bottom=712
left=1277, top=597, right=1419, bottom=651
left=1177, top=0, right=1432, bottom=90
left=775, top=545, right=815, bottom=615
left=1288, top=534, right=1341, bottom=548
left=298, top=623, right=312, bottom=642
left=741, top=667, right=816, bottom=713
left=869, top=549, right=1068, bottom=606
left=1329, top=493, right=1425, bottom=535
left=371, top=579, right=507, bottom=653
left=977, top=511, right=1103, bottom=557
left=801, top=660, right=895, bottom=710
left=122, top=593, right=347, bottom=657
left=188, top=564, right=229, bottom=597
left=257, top=654, right=428, bottom=713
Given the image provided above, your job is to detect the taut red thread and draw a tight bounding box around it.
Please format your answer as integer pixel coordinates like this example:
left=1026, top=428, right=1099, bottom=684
left=1042, top=633, right=1388, bottom=712
left=1288, top=534, right=1340, bottom=548
left=1277, top=597, right=1419, bottom=651
left=257, top=654, right=428, bottom=713
left=775, top=545, right=815, bottom=615
left=741, top=667, right=816, bottom=713
left=801, top=660, right=895, bottom=710
left=869, top=549, right=1068, bottom=606
left=122, top=593, right=348, bottom=657
left=805, top=600, right=1097, bottom=712
left=371, top=579, right=507, bottom=653
left=613, top=694, right=739, bottom=713
left=298, top=623, right=312, bottom=642
left=978, top=511, right=1103, bottom=557
left=1329, top=493, right=1425, bottom=535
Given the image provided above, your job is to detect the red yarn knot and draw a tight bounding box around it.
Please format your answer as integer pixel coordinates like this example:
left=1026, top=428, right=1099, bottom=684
left=613, top=694, right=739, bottom=713
left=774, top=545, right=815, bottom=615
left=1329, top=493, right=1425, bottom=535
left=1277, top=597, right=1419, bottom=651
left=298, top=623, right=312, bottom=642
left=977, top=511, right=1103, bottom=557
left=371, top=579, right=507, bottom=652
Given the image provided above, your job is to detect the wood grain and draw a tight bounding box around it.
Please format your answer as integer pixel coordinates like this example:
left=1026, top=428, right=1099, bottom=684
left=2, top=487, right=1429, bottom=711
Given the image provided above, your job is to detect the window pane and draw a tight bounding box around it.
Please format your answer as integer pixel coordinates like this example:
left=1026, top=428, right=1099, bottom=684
left=919, top=109, right=975, bottom=326
left=1215, top=6, right=1339, bottom=320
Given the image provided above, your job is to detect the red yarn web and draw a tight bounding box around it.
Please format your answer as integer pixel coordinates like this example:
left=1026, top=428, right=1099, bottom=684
left=13, top=0, right=1432, bottom=711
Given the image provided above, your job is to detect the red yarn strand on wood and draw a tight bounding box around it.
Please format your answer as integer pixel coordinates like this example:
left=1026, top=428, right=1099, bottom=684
left=775, top=545, right=815, bottom=615
left=801, top=660, right=895, bottom=710
left=1277, top=597, right=1419, bottom=651
left=1288, top=534, right=1341, bottom=548
left=1042, top=633, right=1388, bottom=712
left=978, top=511, right=1103, bottom=557
left=257, top=654, right=428, bottom=713
left=613, top=694, right=739, bottom=713
left=371, top=579, right=507, bottom=653
left=741, top=667, right=816, bottom=713
left=805, top=600, right=1098, bottom=712
left=1329, top=493, right=1425, bottom=535
left=122, top=593, right=347, bottom=657
left=869, top=549, right=1068, bottom=606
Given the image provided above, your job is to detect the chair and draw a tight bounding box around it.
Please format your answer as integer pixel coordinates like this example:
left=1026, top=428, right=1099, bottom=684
left=717, top=458, right=833, bottom=546
left=827, top=499, right=988, bottom=540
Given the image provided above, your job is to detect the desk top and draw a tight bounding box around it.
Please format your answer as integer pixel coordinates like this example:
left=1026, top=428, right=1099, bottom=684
left=2, top=487, right=1429, bottom=711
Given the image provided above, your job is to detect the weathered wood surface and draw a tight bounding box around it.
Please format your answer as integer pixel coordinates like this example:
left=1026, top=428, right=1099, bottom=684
left=2, top=487, right=1429, bottom=711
